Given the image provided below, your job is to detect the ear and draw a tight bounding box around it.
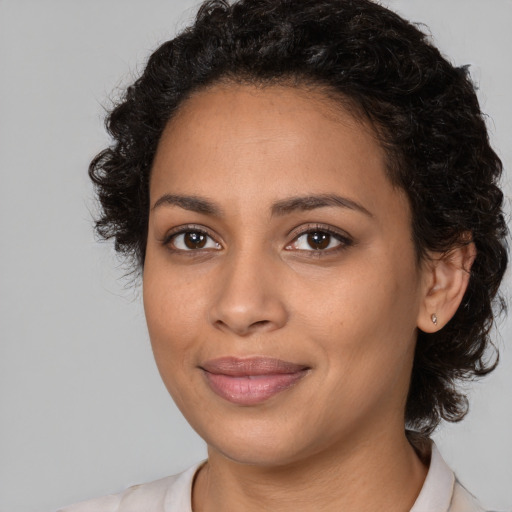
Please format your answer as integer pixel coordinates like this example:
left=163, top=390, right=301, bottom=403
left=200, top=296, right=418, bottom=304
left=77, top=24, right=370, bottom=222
left=417, top=241, right=477, bottom=333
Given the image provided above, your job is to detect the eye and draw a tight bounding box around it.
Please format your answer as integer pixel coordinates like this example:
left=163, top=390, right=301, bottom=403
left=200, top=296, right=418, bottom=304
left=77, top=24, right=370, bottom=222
left=286, top=227, right=352, bottom=252
left=166, top=229, right=221, bottom=251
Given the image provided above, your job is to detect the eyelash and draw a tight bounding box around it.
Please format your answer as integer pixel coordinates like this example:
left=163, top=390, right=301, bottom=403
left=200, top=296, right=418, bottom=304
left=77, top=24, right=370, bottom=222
left=285, top=224, right=353, bottom=256
left=162, top=223, right=353, bottom=256
left=163, top=225, right=220, bottom=254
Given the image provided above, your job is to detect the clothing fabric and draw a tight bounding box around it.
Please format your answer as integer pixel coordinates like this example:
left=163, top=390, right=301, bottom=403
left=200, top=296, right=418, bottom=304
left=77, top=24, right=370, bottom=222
left=58, top=444, right=485, bottom=512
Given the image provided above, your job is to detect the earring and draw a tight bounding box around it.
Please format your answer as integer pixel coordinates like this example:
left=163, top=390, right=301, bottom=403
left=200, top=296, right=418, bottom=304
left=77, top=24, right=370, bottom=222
left=431, top=313, right=438, bottom=326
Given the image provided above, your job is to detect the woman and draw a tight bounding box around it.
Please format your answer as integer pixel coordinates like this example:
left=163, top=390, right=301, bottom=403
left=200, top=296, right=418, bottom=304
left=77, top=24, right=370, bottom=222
left=60, top=0, right=508, bottom=510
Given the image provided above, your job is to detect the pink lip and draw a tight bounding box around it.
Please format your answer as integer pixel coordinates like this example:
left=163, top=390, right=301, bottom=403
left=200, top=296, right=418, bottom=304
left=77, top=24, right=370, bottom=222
left=200, top=357, right=309, bottom=406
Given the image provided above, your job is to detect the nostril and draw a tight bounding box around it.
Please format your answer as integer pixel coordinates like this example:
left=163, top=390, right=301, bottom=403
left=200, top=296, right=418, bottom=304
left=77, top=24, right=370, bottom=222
left=209, top=290, right=289, bottom=335
left=213, top=318, right=272, bottom=335
left=251, top=320, right=270, bottom=328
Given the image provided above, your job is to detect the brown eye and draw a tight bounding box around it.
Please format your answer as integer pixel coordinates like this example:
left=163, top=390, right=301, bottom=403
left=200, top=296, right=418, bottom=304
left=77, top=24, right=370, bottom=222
left=169, top=230, right=221, bottom=251
left=286, top=227, right=351, bottom=253
left=306, top=232, right=331, bottom=250
left=184, top=231, right=207, bottom=249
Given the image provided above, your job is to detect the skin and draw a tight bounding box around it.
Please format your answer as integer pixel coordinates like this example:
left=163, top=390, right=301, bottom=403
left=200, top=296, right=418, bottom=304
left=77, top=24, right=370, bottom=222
left=143, top=83, right=473, bottom=512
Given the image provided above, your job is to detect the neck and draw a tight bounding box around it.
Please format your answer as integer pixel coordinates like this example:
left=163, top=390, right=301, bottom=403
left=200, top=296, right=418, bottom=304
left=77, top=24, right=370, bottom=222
left=193, top=427, right=428, bottom=512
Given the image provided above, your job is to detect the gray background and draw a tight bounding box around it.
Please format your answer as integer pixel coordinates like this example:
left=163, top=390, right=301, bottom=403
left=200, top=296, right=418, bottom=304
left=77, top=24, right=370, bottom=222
left=0, top=1, right=510, bottom=511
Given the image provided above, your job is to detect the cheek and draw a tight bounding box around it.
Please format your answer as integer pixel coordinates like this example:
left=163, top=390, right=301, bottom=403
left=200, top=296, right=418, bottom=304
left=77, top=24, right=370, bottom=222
left=295, top=252, right=420, bottom=381
left=144, top=253, right=203, bottom=327
left=297, top=254, right=418, bottom=332
left=143, top=258, right=203, bottom=370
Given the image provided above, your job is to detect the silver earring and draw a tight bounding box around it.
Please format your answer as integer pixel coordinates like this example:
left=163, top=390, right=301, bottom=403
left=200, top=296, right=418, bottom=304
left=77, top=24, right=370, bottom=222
left=431, top=313, right=438, bottom=326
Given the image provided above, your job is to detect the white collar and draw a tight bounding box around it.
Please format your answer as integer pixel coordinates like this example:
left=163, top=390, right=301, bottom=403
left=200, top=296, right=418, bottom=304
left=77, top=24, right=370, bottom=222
left=410, top=442, right=455, bottom=512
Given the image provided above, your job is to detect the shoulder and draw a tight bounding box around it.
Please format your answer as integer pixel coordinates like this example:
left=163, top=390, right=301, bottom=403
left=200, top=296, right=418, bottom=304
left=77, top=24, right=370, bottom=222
left=450, top=480, right=487, bottom=512
left=57, top=463, right=201, bottom=512
left=411, top=440, right=489, bottom=512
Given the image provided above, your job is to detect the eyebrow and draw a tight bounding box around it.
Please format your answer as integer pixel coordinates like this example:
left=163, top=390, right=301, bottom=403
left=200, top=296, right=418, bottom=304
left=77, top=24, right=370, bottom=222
left=152, top=194, right=222, bottom=216
left=152, top=193, right=372, bottom=218
left=271, top=194, right=373, bottom=218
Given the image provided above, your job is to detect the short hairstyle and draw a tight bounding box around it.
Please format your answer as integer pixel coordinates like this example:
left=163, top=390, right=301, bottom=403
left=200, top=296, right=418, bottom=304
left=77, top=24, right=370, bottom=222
left=89, top=0, right=508, bottom=436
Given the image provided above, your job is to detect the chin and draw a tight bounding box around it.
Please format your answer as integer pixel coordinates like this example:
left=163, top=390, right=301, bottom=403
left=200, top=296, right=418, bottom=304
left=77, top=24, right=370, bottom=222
left=190, top=415, right=303, bottom=467
left=212, top=439, right=307, bottom=468
left=199, top=416, right=338, bottom=469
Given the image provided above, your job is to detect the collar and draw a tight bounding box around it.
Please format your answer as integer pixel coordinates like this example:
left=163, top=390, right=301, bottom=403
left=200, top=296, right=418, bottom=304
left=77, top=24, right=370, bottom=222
left=410, top=442, right=455, bottom=512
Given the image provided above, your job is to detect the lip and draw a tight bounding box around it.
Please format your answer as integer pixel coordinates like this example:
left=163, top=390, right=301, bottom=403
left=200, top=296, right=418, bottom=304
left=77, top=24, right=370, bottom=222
left=200, top=357, right=310, bottom=406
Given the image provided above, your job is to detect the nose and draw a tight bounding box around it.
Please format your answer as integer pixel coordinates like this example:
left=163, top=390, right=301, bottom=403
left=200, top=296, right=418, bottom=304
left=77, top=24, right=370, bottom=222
left=209, top=250, right=289, bottom=336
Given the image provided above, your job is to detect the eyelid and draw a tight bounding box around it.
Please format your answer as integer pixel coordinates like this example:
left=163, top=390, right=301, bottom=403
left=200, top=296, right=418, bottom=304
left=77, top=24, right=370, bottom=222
left=285, top=223, right=354, bottom=251
left=162, top=224, right=222, bottom=251
left=160, top=222, right=352, bottom=254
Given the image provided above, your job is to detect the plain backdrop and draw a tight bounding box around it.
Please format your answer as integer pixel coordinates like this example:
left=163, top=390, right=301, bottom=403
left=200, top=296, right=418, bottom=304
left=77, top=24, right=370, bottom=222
left=0, top=1, right=510, bottom=511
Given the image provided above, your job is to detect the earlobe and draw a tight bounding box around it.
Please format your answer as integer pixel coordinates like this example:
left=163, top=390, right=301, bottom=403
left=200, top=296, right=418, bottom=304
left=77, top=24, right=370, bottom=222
left=417, top=241, right=476, bottom=333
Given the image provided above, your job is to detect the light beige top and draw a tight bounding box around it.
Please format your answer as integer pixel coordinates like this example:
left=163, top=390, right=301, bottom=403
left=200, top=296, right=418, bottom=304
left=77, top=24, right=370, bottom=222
left=58, top=443, right=485, bottom=512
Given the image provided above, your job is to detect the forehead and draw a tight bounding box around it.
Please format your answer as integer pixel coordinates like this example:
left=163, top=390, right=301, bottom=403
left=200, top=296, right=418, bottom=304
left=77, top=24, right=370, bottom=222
left=150, top=83, right=405, bottom=220
left=174, top=81, right=363, bottom=128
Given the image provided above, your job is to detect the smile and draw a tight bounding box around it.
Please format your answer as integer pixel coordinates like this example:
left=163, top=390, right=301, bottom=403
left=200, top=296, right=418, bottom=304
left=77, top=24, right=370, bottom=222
left=200, top=357, right=310, bottom=406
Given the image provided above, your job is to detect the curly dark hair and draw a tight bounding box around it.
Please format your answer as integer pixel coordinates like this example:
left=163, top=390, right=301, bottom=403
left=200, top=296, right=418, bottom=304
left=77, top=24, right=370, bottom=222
left=89, top=0, right=508, bottom=436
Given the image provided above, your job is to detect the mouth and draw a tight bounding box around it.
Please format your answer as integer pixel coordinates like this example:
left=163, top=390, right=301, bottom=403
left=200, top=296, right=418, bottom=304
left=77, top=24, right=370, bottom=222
left=199, top=356, right=310, bottom=406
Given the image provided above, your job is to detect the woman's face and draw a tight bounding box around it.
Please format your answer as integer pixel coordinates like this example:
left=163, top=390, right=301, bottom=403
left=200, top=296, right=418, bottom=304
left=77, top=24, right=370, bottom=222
left=144, top=84, right=430, bottom=466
